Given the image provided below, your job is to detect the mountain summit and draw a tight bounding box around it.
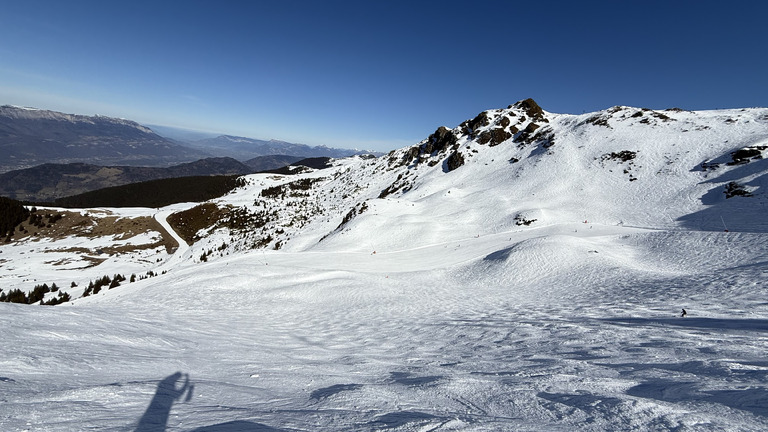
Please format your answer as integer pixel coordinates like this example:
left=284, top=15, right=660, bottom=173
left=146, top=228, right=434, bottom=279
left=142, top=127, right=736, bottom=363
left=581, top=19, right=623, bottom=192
left=173, top=98, right=766, bottom=254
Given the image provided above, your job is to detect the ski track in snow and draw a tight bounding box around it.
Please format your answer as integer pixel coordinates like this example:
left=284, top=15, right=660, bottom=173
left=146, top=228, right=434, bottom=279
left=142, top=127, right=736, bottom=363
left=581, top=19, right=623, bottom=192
left=2, top=105, right=768, bottom=431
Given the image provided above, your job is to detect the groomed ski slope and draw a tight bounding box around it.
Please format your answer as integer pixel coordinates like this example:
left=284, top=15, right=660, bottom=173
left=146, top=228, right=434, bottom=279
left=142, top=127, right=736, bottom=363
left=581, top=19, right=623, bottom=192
left=3, top=226, right=768, bottom=431
left=2, top=104, right=768, bottom=431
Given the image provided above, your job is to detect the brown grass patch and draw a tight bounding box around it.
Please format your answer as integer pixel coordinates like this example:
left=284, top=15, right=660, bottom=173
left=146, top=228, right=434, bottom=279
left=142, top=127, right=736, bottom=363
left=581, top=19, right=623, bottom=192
left=9, top=210, right=177, bottom=255
left=167, top=203, right=227, bottom=245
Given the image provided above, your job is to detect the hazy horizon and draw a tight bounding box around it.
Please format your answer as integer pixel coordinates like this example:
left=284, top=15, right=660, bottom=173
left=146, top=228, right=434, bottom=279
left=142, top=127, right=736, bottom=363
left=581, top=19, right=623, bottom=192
left=2, top=0, right=766, bottom=152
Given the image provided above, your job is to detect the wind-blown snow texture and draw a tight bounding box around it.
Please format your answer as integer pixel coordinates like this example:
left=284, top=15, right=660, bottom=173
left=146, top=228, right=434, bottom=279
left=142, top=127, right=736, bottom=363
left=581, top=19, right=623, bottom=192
left=2, top=101, right=768, bottom=431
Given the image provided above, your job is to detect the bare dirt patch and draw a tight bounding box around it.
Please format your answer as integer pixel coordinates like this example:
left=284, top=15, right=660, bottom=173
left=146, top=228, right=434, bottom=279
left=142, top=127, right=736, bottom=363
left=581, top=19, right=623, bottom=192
left=45, top=255, right=107, bottom=269
left=8, top=210, right=178, bottom=255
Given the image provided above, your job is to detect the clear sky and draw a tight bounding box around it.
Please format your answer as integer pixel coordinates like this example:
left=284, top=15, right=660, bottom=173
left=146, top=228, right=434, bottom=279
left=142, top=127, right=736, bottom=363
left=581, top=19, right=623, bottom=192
left=1, top=0, right=766, bottom=152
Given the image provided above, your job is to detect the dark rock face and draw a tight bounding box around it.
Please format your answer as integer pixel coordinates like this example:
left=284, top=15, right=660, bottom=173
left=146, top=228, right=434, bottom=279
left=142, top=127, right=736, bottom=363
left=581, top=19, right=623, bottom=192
left=515, top=123, right=549, bottom=146
left=524, top=123, right=540, bottom=134
left=513, top=98, right=546, bottom=121
left=444, top=151, right=465, bottom=172
left=477, top=128, right=513, bottom=147
left=397, top=126, right=460, bottom=167
left=423, top=127, right=458, bottom=155
left=460, top=112, right=491, bottom=136
left=381, top=98, right=560, bottom=195
left=584, top=114, right=610, bottom=127
left=729, top=147, right=766, bottom=165
left=379, top=172, right=414, bottom=198
left=602, top=151, right=637, bottom=163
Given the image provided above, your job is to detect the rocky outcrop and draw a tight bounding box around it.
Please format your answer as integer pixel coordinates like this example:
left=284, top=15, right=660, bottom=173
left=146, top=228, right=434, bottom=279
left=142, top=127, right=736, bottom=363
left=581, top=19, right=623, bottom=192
left=423, top=126, right=458, bottom=155
left=513, top=98, right=546, bottom=122
left=395, top=126, right=461, bottom=168
left=444, top=151, right=465, bottom=172
left=729, top=146, right=766, bottom=165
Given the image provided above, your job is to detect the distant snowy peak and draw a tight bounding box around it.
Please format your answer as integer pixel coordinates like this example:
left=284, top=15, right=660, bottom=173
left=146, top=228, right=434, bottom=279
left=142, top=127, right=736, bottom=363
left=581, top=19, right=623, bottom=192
left=0, top=105, right=154, bottom=134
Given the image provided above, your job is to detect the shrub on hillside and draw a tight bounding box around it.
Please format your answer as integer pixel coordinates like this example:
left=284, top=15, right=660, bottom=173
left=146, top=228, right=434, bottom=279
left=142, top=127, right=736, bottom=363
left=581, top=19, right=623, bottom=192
left=28, top=284, right=51, bottom=304
left=83, top=274, right=123, bottom=296
left=725, top=182, right=752, bottom=198
left=44, top=291, right=71, bottom=305
left=260, top=185, right=285, bottom=198
left=0, top=289, right=28, bottom=304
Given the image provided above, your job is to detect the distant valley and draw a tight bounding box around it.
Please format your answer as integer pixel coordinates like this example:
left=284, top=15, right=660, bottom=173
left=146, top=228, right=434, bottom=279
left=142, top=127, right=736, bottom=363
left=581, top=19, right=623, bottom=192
left=0, top=105, right=208, bottom=173
left=0, top=104, right=373, bottom=172
left=0, top=105, right=373, bottom=200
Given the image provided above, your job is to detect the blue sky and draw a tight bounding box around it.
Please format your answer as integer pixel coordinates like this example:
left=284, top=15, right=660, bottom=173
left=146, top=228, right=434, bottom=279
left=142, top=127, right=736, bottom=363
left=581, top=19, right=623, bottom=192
left=1, top=1, right=766, bottom=152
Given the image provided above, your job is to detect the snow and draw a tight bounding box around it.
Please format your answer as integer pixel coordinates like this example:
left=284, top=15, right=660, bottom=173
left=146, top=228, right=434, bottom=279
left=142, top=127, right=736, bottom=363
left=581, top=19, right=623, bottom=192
left=1, top=104, right=768, bottom=430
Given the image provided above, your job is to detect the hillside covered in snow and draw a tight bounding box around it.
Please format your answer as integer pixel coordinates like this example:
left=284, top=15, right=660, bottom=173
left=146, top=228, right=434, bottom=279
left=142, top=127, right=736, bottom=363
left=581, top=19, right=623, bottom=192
left=1, top=99, right=768, bottom=431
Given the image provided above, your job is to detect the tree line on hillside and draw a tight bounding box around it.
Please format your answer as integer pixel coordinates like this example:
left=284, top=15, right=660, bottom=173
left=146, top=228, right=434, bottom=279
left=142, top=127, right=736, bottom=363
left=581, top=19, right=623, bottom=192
left=0, top=197, right=30, bottom=239
left=0, top=283, right=71, bottom=305
left=50, top=175, right=246, bottom=208
left=0, top=270, right=164, bottom=306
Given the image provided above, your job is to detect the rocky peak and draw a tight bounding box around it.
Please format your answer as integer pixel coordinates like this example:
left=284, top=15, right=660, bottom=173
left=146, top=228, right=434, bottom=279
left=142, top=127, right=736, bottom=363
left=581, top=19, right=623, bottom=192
left=512, top=98, right=546, bottom=121
left=385, top=99, right=556, bottom=173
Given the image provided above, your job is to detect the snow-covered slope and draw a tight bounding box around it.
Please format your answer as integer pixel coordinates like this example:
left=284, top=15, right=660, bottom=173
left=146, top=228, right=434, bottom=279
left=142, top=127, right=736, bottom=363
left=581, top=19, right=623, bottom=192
left=2, top=100, right=768, bottom=431
left=192, top=99, right=768, bottom=256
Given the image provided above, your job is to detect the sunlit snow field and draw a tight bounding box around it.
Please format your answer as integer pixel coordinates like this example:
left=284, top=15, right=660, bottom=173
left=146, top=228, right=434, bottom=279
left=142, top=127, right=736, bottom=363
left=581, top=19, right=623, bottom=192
left=3, top=225, right=768, bottom=431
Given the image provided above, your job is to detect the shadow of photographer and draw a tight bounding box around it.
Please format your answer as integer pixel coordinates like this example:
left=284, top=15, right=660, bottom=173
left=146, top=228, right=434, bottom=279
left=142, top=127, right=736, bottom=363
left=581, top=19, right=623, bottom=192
left=135, top=372, right=283, bottom=432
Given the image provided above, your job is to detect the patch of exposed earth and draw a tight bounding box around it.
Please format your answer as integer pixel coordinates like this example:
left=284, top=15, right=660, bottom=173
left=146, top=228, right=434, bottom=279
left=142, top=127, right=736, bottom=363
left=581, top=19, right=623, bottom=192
left=6, top=209, right=178, bottom=255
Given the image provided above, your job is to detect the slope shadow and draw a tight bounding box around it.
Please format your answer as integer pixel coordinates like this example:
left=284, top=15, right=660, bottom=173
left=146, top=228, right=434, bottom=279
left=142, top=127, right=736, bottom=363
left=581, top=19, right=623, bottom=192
left=538, top=391, right=625, bottom=417
left=135, top=372, right=284, bottom=432
left=628, top=380, right=768, bottom=418
left=600, top=317, right=768, bottom=332
left=483, top=246, right=515, bottom=261
left=678, top=155, right=768, bottom=232
left=602, top=360, right=768, bottom=380
left=190, top=421, right=284, bottom=432
left=370, top=411, right=440, bottom=428
left=310, top=383, right=362, bottom=400
left=389, top=371, right=442, bottom=387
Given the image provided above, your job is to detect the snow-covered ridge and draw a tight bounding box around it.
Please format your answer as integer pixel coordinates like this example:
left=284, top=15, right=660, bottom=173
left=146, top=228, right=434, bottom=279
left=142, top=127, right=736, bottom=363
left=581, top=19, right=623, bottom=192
left=174, top=99, right=768, bottom=256
left=0, top=104, right=155, bottom=134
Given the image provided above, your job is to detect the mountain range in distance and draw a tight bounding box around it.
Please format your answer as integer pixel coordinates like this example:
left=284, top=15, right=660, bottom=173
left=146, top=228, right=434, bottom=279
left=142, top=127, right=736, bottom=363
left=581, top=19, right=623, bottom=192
left=0, top=155, right=318, bottom=202
left=0, top=105, right=377, bottom=174
left=148, top=124, right=371, bottom=161
left=0, top=105, right=377, bottom=201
